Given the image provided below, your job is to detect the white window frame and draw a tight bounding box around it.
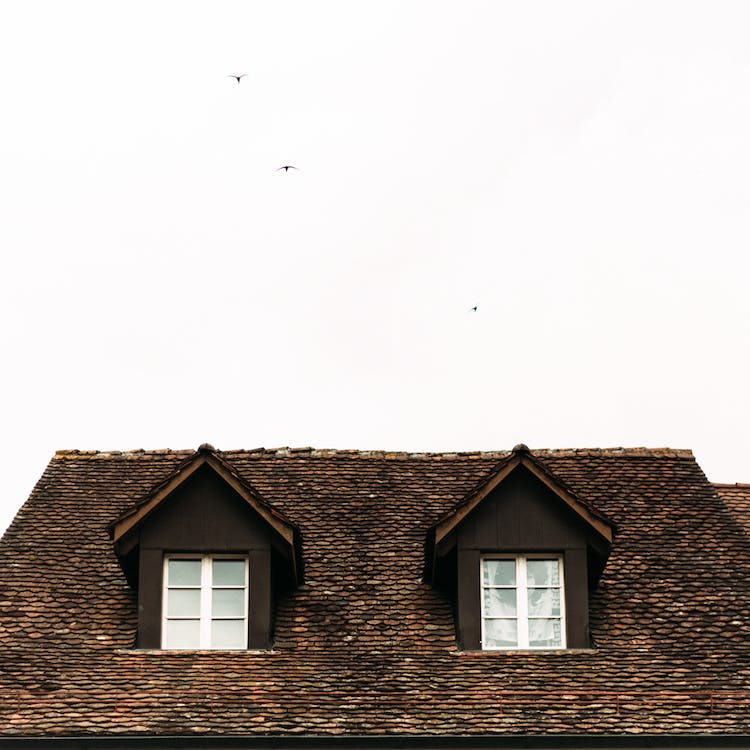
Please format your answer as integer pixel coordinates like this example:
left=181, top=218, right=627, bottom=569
left=480, top=554, right=566, bottom=650
left=162, top=554, right=249, bottom=650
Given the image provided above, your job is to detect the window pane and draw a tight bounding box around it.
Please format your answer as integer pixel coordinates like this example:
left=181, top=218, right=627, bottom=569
left=168, top=559, right=201, bottom=586
left=482, top=559, right=515, bottom=587
left=527, top=559, right=559, bottom=587
left=165, top=619, right=200, bottom=649
left=213, top=559, right=246, bottom=586
left=483, top=588, right=516, bottom=617
left=212, top=588, right=245, bottom=617
left=167, top=588, right=201, bottom=617
left=484, top=619, right=517, bottom=648
left=211, top=619, right=246, bottom=649
left=528, top=618, right=562, bottom=648
left=527, top=587, right=560, bottom=617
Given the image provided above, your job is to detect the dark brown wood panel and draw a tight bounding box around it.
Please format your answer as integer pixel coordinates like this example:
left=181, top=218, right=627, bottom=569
left=136, top=548, right=163, bottom=648
left=456, top=548, right=481, bottom=650
left=564, top=546, right=589, bottom=647
left=140, top=465, right=273, bottom=551
left=248, top=547, right=272, bottom=649
left=457, top=467, right=585, bottom=551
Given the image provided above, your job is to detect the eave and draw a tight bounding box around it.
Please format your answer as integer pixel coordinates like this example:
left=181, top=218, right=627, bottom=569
left=3, top=735, right=750, bottom=750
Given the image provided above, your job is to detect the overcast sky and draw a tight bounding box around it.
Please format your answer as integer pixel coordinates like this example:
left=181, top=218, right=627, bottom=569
left=1, top=1, right=748, bottom=533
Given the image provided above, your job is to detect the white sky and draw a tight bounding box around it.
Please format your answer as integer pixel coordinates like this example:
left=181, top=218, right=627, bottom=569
left=1, top=1, right=748, bottom=533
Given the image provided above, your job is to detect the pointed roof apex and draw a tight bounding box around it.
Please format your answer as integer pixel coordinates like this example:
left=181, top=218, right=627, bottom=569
left=431, top=447, right=616, bottom=548
left=110, top=447, right=302, bottom=582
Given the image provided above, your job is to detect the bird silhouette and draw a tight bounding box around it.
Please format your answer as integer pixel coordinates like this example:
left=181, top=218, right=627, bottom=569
left=227, top=74, right=247, bottom=84
left=277, top=165, right=298, bottom=172
left=469, top=306, right=478, bottom=312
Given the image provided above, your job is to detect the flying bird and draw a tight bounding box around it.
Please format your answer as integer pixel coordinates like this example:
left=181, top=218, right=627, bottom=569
left=469, top=306, right=478, bottom=312
left=227, top=74, right=247, bottom=84
left=277, top=165, right=298, bottom=172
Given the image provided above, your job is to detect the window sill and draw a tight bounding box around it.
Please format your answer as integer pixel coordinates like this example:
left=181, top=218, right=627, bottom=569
left=116, top=648, right=277, bottom=655
left=452, top=647, right=598, bottom=656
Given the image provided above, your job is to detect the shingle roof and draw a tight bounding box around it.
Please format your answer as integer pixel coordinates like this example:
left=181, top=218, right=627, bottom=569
left=715, top=483, right=750, bottom=537
left=1, top=446, right=749, bottom=737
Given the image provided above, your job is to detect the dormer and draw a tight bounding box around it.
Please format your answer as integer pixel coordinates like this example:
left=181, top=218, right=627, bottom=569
left=110, top=444, right=302, bottom=650
left=427, top=444, right=615, bottom=651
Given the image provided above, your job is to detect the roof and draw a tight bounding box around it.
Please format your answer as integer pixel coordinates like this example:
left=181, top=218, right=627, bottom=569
left=1, top=445, right=749, bottom=738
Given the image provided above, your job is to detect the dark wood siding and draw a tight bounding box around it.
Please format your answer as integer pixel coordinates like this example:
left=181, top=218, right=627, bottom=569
left=453, top=466, right=594, bottom=650
left=135, top=464, right=277, bottom=649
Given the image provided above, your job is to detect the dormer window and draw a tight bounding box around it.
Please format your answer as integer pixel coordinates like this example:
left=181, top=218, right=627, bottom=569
left=162, top=555, right=249, bottom=650
left=427, top=444, right=615, bottom=651
left=110, top=444, right=302, bottom=650
left=481, top=555, right=565, bottom=649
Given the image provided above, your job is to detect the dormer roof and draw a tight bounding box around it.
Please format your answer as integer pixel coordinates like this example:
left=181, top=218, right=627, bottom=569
left=110, top=443, right=302, bottom=582
left=431, top=443, right=616, bottom=550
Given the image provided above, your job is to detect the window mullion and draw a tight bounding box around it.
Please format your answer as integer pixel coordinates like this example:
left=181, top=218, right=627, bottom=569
left=199, top=557, right=211, bottom=649
left=517, top=557, right=529, bottom=648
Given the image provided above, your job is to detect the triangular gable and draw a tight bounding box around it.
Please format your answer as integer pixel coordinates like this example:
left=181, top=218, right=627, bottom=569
left=111, top=443, right=301, bottom=581
left=432, top=443, right=616, bottom=549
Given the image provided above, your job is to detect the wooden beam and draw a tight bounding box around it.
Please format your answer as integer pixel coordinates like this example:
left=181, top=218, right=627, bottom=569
left=519, top=456, right=614, bottom=543
left=433, top=457, right=520, bottom=545
left=112, top=455, right=210, bottom=542
left=204, top=455, right=295, bottom=547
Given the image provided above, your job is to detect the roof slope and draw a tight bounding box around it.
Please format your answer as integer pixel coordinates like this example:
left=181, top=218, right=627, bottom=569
left=715, top=483, right=750, bottom=537
left=0, top=446, right=749, bottom=737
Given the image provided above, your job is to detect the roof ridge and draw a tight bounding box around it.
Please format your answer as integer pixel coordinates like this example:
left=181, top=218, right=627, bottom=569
left=51, top=446, right=696, bottom=460
left=54, top=448, right=194, bottom=459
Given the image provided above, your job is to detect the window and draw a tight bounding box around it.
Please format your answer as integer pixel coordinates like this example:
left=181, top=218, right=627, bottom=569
left=162, top=555, right=249, bottom=650
left=481, top=556, right=565, bottom=649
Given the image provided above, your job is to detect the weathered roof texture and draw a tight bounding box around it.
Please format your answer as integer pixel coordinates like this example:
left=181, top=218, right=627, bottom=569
left=0, top=446, right=749, bottom=737
left=715, top=483, right=750, bottom=537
